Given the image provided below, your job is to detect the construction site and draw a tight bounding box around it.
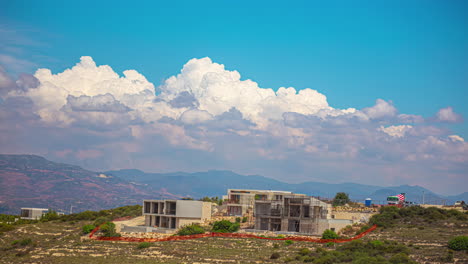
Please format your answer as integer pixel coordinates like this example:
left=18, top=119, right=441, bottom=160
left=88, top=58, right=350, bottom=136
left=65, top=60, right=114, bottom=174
left=254, top=195, right=330, bottom=234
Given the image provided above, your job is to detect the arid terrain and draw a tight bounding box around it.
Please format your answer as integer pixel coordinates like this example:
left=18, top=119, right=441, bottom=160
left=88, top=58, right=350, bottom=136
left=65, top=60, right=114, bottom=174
left=0, top=207, right=467, bottom=264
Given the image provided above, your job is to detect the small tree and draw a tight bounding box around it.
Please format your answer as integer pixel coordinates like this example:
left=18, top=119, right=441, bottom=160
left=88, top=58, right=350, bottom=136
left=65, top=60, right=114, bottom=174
left=40, top=210, right=60, bottom=222
left=82, top=224, right=96, bottom=234
left=176, top=223, right=205, bottom=236
left=333, top=192, right=350, bottom=206
left=211, top=220, right=240, bottom=233
left=100, top=222, right=120, bottom=237
left=322, top=229, right=339, bottom=239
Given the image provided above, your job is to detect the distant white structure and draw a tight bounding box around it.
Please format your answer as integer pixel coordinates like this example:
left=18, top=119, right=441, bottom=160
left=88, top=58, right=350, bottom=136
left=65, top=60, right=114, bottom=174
left=143, top=200, right=212, bottom=229
left=20, top=208, right=48, bottom=220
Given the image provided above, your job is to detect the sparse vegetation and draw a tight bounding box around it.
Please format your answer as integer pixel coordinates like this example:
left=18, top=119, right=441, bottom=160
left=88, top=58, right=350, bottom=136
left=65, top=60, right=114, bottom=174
left=288, top=240, right=416, bottom=264
left=0, top=223, right=15, bottom=234
left=176, top=223, right=206, bottom=236
left=137, top=242, right=151, bottom=249
left=370, top=205, right=468, bottom=229
left=199, top=196, right=224, bottom=205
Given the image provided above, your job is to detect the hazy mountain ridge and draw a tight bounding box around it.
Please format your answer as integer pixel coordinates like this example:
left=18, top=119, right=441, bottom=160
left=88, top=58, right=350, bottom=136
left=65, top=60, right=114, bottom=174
left=0, top=155, right=175, bottom=214
left=105, top=169, right=465, bottom=205
left=0, top=154, right=463, bottom=215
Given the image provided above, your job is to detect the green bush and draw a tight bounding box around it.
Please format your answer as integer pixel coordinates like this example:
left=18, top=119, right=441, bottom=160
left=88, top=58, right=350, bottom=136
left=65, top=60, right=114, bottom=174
left=241, top=216, right=248, bottom=223
left=12, top=238, right=33, bottom=247
left=322, top=229, right=339, bottom=239
left=137, top=242, right=151, bottom=249
left=235, top=217, right=241, bottom=223
left=82, top=224, right=96, bottom=234
left=100, top=222, right=120, bottom=237
left=211, top=220, right=240, bottom=233
left=270, top=252, right=280, bottom=259
left=176, top=223, right=205, bottom=236
left=40, top=210, right=60, bottom=222
left=284, top=240, right=293, bottom=246
left=448, top=236, right=468, bottom=251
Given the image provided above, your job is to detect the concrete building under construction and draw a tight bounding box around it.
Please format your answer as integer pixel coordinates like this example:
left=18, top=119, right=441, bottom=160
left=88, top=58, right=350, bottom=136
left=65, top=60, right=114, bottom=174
left=254, top=195, right=334, bottom=235
left=226, top=189, right=306, bottom=216
left=143, top=199, right=212, bottom=229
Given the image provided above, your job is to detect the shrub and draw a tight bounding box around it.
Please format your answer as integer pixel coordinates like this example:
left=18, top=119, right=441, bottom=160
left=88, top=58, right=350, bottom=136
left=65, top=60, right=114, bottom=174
left=40, top=210, right=60, bottom=222
left=389, top=252, right=416, bottom=264
left=270, top=252, right=280, bottom=259
left=100, top=222, right=120, bottom=237
left=325, top=242, right=335, bottom=247
left=298, top=248, right=311, bottom=256
left=82, top=224, right=96, bottom=234
left=137, top=242, right=151, bottom=249
left=241, top=216, right=248, bottom=223
left=12, top=238, right=33, bottom=247
left=211, top=220, right=240, bottom=233
left=235, top=217, right=241, bottom=223
left=176, top=223, right=205, bottom=236
left=322, top=229, right=339, bottom=239
left=284, top=240, right=293, bottom=246
left=273, top=243, right=279, bottom=249
left=448, top=236, right=468, bottom=251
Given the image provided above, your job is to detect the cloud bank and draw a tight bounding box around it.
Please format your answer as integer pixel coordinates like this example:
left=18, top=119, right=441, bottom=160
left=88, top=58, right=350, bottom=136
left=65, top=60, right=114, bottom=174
left=0, top=56, right=466, bottom=194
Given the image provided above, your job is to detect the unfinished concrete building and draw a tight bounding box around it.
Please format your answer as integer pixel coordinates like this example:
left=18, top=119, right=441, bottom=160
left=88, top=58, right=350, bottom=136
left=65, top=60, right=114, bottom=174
left=254, top=195, right=334, bottom=235
left=226, top=189, right=306, bottom=216
left=143, top=200, right=212, bottom=229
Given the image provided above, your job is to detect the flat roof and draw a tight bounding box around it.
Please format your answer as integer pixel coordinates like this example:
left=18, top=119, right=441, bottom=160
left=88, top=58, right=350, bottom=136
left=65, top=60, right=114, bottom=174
left=228, top=189, right=295, bottom=194
left=20, top=208, right=48, bottom=210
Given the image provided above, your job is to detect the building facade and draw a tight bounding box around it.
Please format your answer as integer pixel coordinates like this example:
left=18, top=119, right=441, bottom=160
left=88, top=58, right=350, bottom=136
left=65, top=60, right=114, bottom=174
left=254, top=195, right=335, bottom=235
left=226, top=189, right=305, bottom=216
left=20, top=208, right=49, bottom=220
left=143, top=200, right=212, bottom=229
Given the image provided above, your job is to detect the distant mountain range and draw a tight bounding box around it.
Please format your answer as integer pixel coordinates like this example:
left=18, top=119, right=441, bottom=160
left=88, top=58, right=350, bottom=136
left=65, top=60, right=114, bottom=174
left=104, top=169, right=466, bottom=205
left=0, top=155, right=176, bottom=214
left=1, top=154, right=465, bottom=215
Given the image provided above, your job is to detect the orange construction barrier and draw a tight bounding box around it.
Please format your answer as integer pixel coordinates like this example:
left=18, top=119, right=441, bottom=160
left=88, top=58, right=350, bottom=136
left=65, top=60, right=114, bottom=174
left=89, top=224, right=378, bottom=243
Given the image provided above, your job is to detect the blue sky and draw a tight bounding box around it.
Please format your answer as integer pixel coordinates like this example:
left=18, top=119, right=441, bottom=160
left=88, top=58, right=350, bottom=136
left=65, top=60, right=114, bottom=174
left=1, top=1, right=467, bottom=194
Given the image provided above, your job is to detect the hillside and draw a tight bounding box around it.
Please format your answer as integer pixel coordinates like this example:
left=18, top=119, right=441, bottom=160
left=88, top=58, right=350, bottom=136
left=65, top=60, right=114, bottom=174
left=0, top=155, right=175, bottom=214
left=0, top=205, right=466, bottom=263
